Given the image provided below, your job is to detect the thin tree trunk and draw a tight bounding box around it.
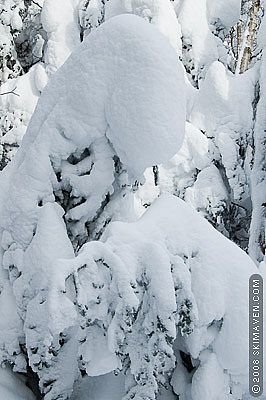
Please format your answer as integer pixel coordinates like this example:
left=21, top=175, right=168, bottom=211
left=239, top=0, right=261, bottom=73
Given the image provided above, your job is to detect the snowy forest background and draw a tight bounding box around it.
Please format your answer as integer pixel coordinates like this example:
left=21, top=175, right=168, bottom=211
left=0, top=0, right=265, bottom=399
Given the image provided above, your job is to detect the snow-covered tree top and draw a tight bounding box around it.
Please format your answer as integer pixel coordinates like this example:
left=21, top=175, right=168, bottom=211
left=105, top=0, right=182, bottom=54
left=15, top=13, right=185, bottom=179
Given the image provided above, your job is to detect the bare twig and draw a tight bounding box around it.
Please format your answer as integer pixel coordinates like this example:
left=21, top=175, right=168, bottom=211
left=0, top=86, right=20, bottom=97
left=31, top=0, right=42, bottom=9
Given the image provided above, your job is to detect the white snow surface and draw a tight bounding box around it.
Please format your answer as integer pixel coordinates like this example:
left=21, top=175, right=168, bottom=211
left=0, top=367, right=35, bottom=400
left=105, top=0, right=182, bottom=54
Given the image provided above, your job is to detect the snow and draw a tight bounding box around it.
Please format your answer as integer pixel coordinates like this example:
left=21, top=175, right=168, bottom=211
left=207, top=0, right=241, bottom=30
left=258, top=13, right=266, bottom=49
left=1, top=174, right=257, bottom=398
left=0, top=65, right=40, bottom=115
left=41, top=0, right=80, bottom=75
left=105, top=0, right=182, bottom=54
left=33, top=13, right=184, bottom=177
left=132, top=194, right=257, bottom=395
left=0, top=4, right=263, bottom=399
left=190, top=60, right=254, bottom=136
left=0, top=14, right=186, bottom=400
left=248, top=51, right=266, bottom=263
left=0, top=13, right=185, bottom=250
left=0, top=367, right=35, bottom=400
left=177, top=0, right=218, bottom=74
left=34, top=63, right=49, bottom=93
left=63, top=193, right=258, bottom=399
left=0, top=270, right=26, bottom=372
left=189, top=60, right=255, bottom=202
left=191, top=352, right=229, bottom=400
left=10, top=8, right=23, bottom=31
left=184, top=164, right=227, bottom=216
left=70, top=373, right=125, bottom=400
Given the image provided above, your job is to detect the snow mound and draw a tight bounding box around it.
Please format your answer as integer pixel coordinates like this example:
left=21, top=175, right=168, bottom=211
left=177, top=0, right=218, bottom=74
left=105, top=0, right=182, bottom=54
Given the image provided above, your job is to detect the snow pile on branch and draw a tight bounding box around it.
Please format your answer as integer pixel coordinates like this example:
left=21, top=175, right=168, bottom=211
left=40, top=0, right=80, bottom=79
left=143, top=58, right=256, bottom=252
left=175, top=0, right=241, bottom=86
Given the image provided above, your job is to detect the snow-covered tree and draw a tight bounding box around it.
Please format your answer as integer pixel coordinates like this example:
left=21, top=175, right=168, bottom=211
left=0, top=13, right=185, bottom=397
left=0, top=0, right=45, bottom=169
left=134, top=0, right=265, bottom=256
left=0, top=12, right=261, bottom=400
left=0, top=0, right=80, bottom=171
left=0, top=0, right=264, bottom=261
left=249, top=10, right=266, bottom=263
left=78, top=0, right=264, bottom=256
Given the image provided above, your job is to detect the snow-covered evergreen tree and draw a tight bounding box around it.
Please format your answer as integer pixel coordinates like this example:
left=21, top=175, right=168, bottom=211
left=0, top=12, right=262, bottom=400
left=0, top=0, right=265, bottom=261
